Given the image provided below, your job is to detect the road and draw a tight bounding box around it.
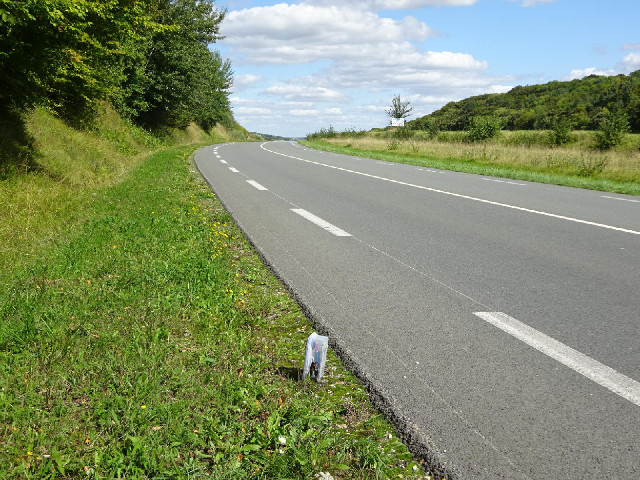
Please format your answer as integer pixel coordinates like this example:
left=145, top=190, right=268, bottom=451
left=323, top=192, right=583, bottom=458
left=194, top=141, right=640, bottom=479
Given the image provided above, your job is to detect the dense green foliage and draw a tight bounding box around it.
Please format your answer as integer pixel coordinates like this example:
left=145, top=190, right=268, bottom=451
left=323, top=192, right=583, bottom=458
left=594, top=110, right=630, bottom=150
left=0, top=0, right=233, bottom=130
left=465, top=116, right=502, bottom=142
left=410, top=71, right=640, bottom=133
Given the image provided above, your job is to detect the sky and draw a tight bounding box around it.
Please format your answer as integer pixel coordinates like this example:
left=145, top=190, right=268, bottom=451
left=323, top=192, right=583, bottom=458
left=213, top=0, right=640, bottom=138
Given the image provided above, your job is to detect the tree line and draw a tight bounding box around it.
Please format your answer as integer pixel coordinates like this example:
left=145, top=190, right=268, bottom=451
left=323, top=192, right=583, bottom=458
left=0, top=0, right=233, bottom=131
left=410, top=70, right=640, bottom=134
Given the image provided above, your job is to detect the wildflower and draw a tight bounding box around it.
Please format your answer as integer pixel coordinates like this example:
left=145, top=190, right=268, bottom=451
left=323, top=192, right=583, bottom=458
left=278, top=436, right=286, bottom=445
left=141, top=405, right=146, bottom=409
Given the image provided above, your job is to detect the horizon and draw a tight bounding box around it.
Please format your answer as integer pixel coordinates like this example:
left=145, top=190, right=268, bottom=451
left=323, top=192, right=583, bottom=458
left=216, top=0, right=640, bottom=138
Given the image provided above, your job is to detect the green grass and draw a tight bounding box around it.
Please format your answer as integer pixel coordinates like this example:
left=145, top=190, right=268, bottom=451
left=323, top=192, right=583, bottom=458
left=0, top=143, right=431, bottom=479
left=0, top=105, right=250, bottom=275
left=301, top=137, right=640, bottom=196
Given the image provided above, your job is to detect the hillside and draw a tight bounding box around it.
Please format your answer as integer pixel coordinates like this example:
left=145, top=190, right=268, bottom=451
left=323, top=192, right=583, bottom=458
left=410, top=70, right=640, bottom=133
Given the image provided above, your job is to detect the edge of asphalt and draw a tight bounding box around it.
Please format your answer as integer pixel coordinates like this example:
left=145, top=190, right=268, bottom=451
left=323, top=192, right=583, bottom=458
left=192, top=144, right=458, bottom=480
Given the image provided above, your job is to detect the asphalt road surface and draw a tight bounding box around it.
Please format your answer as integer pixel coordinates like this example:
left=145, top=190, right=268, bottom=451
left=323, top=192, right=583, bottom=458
left=194, top=141, right=640, bottom=479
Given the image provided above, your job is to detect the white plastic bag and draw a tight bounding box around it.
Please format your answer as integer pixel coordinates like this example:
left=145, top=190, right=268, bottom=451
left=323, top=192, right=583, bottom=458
left=302, top=333, right=329, bottom=381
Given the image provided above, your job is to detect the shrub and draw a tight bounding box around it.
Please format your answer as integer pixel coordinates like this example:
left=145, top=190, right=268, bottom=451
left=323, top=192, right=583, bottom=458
left=420, top=118, right=440, bottom=139
left=595, top=112, right=629, bottom=150
left=577, top=155, right=608, bottom=176
left=548, top=119, right=572, bottom=146
left=306, top=125, right=336, bottom=140
left=386, top=138, right=401, bottom=150
left=466, top=116, right=502, bottom=142
left=392, top=125, right=413, bottom=140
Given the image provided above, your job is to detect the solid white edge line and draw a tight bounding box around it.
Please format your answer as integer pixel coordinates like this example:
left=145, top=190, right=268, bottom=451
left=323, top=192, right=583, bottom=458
left=260, top=143, right=640, bottom=236
left=291, top=208, right=351, bottom=237
left=474, top=312, right=640, bottom=407
left=601, top=195, right=640, bottom=203
left=229, top=167, right=239, bottom=173
left=246, top=180, right=268, bottom=191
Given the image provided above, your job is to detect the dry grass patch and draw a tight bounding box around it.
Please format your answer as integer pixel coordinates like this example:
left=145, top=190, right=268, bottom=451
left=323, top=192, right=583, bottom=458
left=319, top=135, right=640, bottom=185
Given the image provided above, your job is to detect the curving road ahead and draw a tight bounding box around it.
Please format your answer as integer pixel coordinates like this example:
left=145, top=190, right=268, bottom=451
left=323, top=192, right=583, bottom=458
left=194, top=141, right=640, bottom=479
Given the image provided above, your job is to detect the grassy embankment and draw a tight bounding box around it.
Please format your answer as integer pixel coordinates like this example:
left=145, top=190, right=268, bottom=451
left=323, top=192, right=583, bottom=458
left=0, top=107, right=431, bottom=479
left=302, top=129, right=640, bottom=196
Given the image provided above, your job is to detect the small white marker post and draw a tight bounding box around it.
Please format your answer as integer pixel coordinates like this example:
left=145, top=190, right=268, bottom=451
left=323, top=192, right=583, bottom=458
left=303, top=333, right=329, bottom=382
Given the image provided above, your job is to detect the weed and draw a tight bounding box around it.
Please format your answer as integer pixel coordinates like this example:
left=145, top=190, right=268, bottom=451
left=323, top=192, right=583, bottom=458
left=577, top=155, right=608, bottom=176
left=387, top=138, right=401, bottom=150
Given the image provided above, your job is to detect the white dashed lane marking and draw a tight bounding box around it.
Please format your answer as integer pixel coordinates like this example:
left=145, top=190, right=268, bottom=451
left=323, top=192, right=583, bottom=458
left=261, top=143, right=640, bottom=236
left=474, top=312, right=640, bottom=407
left=291, top=209, right=352, bottom=237
left=601, top=195, right=640, bottom=204
left=482, top=178, right=526, bottom=186
left=247, top=180, right=268, bottom=191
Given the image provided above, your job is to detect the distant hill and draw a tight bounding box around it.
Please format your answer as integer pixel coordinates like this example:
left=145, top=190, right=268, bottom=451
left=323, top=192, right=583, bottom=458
left=409, top=70, right=640, bottom=133
left=250, top=132, right=293, bottom=141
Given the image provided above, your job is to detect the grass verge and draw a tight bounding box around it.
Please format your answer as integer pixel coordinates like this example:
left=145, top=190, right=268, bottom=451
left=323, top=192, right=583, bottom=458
left=0, top=144, right=431, bottom=479
left=301, top=137, right=640, bottom=196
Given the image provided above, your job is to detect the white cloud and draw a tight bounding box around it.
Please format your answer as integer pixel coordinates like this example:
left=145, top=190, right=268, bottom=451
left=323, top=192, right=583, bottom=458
left=486, top=84, right=514, bottom=94
left=223, top=4, right=436, bottom=65
left=234, top=74, right=263, bottom=88
left=222, top=2, right=515, bottom=136
left=622, top=52, right=640, bottom=72
left=565, top=67, right=617, bottom=80
left=512, top=0, right=554, bottom=6
left=622, top=43, right=640, bottom=51
left=234, top=106, right=272, bottom=116
left=306, top=0, right=477, bottom=8
left=264, top=85, right=349, bottom=102
left=290, top=109, right=319, bottom=116
left=222, top=3, right=495, bottom=98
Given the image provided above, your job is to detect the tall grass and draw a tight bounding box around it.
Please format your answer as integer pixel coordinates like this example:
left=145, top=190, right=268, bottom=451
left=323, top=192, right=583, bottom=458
left=0, top=105, right=247, bottom=275
left=303, top=130, right=640, bottom=195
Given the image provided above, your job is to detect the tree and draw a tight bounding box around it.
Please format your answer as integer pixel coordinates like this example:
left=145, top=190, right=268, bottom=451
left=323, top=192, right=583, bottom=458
left=123, top=0, right=229, bottom=130
left=385, top=95, right=413, bottom=121
left=0, top=0, right=235, bottom=132
left=0, top=0, right=159, bottom=124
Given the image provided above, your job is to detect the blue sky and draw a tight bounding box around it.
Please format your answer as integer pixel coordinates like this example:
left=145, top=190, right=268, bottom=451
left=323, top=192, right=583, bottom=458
left=214, top=0, right=640, bottom=137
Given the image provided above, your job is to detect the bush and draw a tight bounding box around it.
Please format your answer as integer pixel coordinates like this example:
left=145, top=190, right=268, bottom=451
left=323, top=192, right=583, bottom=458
left=504, top=130, right=547, bottom=148
left=419, top=118, right=440, bottom=139
left=306, top=125, right=336, bottom=140
left=466, top=116, right=502, bottom=142
left=392, top=125, right=413, bottom=140
left=340, top=127, right=367, bottom=138
left=548, top=119, right=572, bottom=146
left=595, top=112, right=629, bottom=150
